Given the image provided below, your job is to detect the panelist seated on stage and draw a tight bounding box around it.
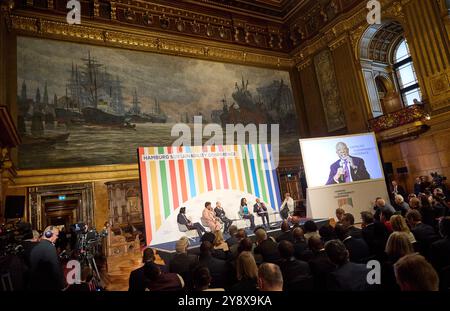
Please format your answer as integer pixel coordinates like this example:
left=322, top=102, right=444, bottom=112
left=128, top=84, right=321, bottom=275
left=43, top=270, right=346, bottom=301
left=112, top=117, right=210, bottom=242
left=326, top=142, right=370, bottom=185
left=177, top=207, right=206, bottom=237
left=214, top=201, right=233, bottom=234
left=280, top=193, right=295, bottom=220
left=202, top=202, right=222, bottom=232
left=254, top=198, right=270, bottom=228
left=239, top=198, right=256, bottom=230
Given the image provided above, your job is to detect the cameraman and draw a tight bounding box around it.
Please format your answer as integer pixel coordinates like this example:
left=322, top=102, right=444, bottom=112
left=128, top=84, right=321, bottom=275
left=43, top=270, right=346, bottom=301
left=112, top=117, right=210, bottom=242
left=29, top=226, right=65, bottom=291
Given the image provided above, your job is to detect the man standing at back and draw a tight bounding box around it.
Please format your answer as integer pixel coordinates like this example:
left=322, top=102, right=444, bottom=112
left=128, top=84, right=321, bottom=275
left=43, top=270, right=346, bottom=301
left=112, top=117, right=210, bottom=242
left=29, top=226, right=65, bottom=291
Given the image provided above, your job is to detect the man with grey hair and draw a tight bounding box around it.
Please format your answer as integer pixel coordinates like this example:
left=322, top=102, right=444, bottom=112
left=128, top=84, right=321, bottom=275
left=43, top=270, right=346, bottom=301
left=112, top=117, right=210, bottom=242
left=326, top=142, right=370, bottom=185
left=257, top=263, right=283, bottom=291
left=254, top=228, right=281, bottom=264
left=374, top=197, right=396, bottom=221
left=394, top=194, right=410, bottom=216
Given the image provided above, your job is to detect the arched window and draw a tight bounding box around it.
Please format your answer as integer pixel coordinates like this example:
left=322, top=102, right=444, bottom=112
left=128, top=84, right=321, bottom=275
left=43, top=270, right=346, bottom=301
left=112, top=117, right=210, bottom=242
left=393, top=39, right=421, bottom=106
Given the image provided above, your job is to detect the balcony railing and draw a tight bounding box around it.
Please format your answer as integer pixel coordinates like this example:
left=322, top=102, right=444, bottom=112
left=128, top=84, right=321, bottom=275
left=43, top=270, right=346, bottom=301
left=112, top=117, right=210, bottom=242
left=368, top=104, right=428, bottom=132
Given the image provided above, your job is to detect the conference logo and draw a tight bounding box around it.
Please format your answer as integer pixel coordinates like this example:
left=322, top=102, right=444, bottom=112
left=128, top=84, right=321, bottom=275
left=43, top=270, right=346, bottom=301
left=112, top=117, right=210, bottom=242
left=66, top=0, right=81, bottom=25
left=367, top=0, right=381, bottom=25
left=171, top=116, right=280, bottom=169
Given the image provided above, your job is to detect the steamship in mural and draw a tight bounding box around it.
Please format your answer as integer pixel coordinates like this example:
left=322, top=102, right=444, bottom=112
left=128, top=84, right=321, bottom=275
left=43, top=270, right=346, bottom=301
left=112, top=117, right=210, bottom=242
left=17, top=37, right=300, bottom=169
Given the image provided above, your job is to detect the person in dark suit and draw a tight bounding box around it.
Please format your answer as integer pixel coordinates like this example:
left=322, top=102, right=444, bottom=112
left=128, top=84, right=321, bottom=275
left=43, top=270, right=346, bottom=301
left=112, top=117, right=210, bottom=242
left=307, top=236, right=336, bottom=290
left=278, top=240, right=312, bottom=290
left=326, top=142, right=370, bottom=185
left=406, top=210, right=439, bottom=259
left=360, top=211, right=388, bottom=260
left=253, top=198, right=270, bottom=228
left=325, top=239, right=372, bottom=291
left=177, top=206, right=206, bottom=237
left=197, top=241, right=230, bottom=289
left=341, top=213, right=363, bottom=239
left=29, top=226, right=65, bottom=291
left=276, top=220, right=294, bottom=243
left=254, top=228, right=281, bottom=264
left=129, top=247, right=167, bottom=291
left=335, top=224, right=370, bottom=263
left=168, top=237, right=198, bottom=289
left=430, top=217, right=450, bottom=275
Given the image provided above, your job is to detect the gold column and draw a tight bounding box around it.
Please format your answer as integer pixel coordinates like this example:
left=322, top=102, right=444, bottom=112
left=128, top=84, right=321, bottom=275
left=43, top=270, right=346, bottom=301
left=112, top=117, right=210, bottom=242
left=330, top=36, right=370, bottom=133
left=404, top=0, right=450, bottom=111
left=297, top=59, right=329, bottom=137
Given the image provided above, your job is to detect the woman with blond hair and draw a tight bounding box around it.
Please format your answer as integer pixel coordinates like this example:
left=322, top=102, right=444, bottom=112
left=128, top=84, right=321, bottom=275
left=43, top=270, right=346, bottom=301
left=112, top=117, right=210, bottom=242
left=231, top=251, right=258, bottom=291
left=213, top=230, right=229, bottom=252
left=382, top=231, right=416, bottom=291
left=390, top=214, right=416, bottom=245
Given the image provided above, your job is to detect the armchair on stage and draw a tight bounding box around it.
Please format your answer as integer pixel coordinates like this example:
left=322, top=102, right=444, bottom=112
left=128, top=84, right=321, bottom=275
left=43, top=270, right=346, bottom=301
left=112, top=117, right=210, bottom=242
left=177, top=223, right=198, bottom=241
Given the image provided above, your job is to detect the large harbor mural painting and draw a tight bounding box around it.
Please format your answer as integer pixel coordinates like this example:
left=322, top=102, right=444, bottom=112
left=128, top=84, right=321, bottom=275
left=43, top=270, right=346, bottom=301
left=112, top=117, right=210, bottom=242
left=17, top=37, right=300, bottom=169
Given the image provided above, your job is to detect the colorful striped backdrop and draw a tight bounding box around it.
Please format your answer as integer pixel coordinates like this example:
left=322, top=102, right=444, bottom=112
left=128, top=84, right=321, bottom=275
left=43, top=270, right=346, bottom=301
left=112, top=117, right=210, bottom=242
left=138, top=144, right=282, bottom=245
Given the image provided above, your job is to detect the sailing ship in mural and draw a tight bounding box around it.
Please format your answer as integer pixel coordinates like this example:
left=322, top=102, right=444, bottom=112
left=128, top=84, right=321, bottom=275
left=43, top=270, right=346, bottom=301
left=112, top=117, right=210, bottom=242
left=17, top=36, right=300, bottom=169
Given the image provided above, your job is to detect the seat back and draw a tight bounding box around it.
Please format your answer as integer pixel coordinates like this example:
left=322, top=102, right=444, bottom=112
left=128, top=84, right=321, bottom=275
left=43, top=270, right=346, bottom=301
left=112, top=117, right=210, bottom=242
left=178, top=223, right=188, bottom=232
left=200, top=217, right=208, bottom=227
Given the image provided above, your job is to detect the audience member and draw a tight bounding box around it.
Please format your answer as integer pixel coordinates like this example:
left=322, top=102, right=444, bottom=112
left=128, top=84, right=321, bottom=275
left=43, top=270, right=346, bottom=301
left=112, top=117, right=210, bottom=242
left=257, top=263, right=283, bottom=291
left=198, top=241, right=229, bottom=289
left=213, top=230, right=229, bottom=252
left=308, top=236, right=335, bottom=290
left=390, top=214, right=416, bottom=245
left=406, top=210, right=439, bottom=259
left=292, top=227, right=311, bottom=260
left=394, top=194, right=410, bottom=216
left=144, top=262, right=184, bottom=291
left=276, top=220, right=294, bottom=243
left=341, top=213, right=362, bottom=239
left=360, top=211, right=388, bottom=259
left=169, top=237, right=198, bottom=289
left=335, top=208, right=345, bottom=224
left=226, top=225, right=238, bottom=247
left=231, top=251, right=258, bottom=291
left=394, top=253, right=439, bottom=291
left=278, top=240, right=312, bottom=290
left=129, top=247, right=166, bottom=291
left=334, top=223, right=370, bottom=263
left=303, top=220, right=320, bottom=242
left=192, top=266, right=224, bottom=291
left=325, top=239, right=372, bottom=291
left=254, top=228, right=281, bottom=264
left=430, top=217, right=450, bottom=289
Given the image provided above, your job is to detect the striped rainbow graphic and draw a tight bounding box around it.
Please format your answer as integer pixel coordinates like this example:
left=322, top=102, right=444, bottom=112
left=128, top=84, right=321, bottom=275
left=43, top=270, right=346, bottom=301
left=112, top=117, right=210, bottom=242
left=138, top=144, right=282, bottom=245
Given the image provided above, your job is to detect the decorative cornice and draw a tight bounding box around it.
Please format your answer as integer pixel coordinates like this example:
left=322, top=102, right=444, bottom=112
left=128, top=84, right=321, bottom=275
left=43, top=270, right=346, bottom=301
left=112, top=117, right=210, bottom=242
left=296, top=58, right=312, bottom=71
left=10, top=14, right=294, bottom=69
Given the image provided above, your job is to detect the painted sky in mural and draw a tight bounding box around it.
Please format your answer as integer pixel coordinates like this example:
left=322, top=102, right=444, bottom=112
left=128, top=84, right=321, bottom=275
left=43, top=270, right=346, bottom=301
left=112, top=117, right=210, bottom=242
left=17, top=36, right=300, bottom=169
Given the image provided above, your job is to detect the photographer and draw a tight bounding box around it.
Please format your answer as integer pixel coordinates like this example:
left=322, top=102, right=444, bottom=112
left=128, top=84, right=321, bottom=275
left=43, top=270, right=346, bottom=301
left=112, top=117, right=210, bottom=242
left=29, top=226, right=65, bottom=291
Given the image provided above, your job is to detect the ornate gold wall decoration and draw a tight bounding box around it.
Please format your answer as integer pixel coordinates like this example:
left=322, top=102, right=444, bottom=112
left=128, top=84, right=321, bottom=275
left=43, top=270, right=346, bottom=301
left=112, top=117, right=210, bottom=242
left=9, top=14, right=293, bottom=69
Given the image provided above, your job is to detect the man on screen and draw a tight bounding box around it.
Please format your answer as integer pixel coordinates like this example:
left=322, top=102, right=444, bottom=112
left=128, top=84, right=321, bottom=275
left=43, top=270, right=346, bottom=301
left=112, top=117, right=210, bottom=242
left=326, top=142, right=370, bottom=185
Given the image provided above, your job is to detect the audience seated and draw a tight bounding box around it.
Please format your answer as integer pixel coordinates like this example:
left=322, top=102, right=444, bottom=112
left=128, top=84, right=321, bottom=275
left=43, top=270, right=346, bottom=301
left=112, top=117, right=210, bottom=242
left=325, top=239, right=372, bottom=291
left=303, top=220, right=320, bottom=242
left=226, top=225, right=239, bottom=247
left=360, top=211, right=389, bottom=260
left=318, top=225, right=336, bottom=243
left=129, top=247, right=166, bottom=291
left=335, top=208, right=345, bottom=224
left=197, top=241, right=230, bottom=289
left=257, top=263, right=283, bottom=291
left=192, top=266, right=224, bottom=291
left=390, top=214, right=417, bottom=245
left=394, top=195, right=410, bottom=216
left=334, top=224, right=370, bottom=263
left=341, top=213, right=363, bottom=239
left=430, top=217, right=450, bottom=290
left=381, top=232, right=415, bottom=291
left=276, top=221, right=294, bottom=243
left=394, top=253, right=439, bottom=291
left=380, top=209, right=394, bottom=233
left=230, top=251, right=258, bottom=291
left=307, top=236, right=335, bottom=290
left=144, top=262, right=184, bottom=291
left=230, top=229, right=249, bottom=258
left=213, top=230, right=230, bottom=252
left=254, top=228, right=281, bottom=264
left=406, top=210, right=439, bottom=259
left=278, top=240, right=312, bottom=290
left=168, top=237, right=198, bottom=289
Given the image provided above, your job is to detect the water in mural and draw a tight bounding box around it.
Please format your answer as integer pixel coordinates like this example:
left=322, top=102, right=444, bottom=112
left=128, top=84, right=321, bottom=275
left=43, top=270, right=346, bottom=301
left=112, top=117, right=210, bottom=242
left=17, top=37, right=300, bottom=169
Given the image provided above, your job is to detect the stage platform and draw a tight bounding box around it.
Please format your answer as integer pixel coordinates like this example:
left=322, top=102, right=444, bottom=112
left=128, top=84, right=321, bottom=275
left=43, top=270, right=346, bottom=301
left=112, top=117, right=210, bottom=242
left=152, top=218, right=329, bottom=264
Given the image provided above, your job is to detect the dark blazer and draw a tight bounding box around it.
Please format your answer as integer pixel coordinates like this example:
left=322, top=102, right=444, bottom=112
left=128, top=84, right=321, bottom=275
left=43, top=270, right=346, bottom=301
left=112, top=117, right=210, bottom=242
left=29, top=240, right=64, bottom=291
left=342, top=236, right=370, bottom=263
left=326, top=156, right=370, bottom=185
left=347, top=226, right=363, bottom=239
left=276, top=231, right=294, bottom=243
left=230, top=278, right=258, bottom=291
left=362, top=222, right=388, bottom=259
left=129, top=263, right=168, bottom=291
left=214, top=207, right=227, bottom=219
left=254, top=239, right=281, bottom=264
left=169, top=253, right=198, bottom=288
left=177, top=213, right=189, bottom=226
left=198, top=254, right=229, bottom=289
left=328, top=262, right=372, bottom=291
left=430, top=238, right=450, bottom=272
left=253, top=202, right=267, bottom=216
left=411, top=223, right=440, bottom=259
left=279, top=257, right=312, bottom=289
left=308, top=250, right=336, bottom=290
